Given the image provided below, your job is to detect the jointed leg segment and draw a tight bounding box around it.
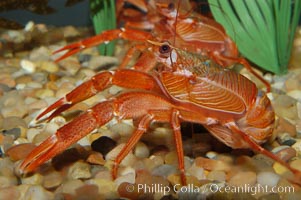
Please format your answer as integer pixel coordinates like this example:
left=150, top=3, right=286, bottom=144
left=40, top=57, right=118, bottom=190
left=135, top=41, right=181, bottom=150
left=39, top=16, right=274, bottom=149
left=36, top=69, right=158, bottom=121
left=54, top=28, right=153, bottom=62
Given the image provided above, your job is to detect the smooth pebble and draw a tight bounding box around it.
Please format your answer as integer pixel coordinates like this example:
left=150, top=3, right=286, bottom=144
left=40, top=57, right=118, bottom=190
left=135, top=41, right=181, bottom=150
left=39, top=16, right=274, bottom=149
left=20, top=59, right=36, bottom=73
left=42, top=171, right=63, bottom=189
left=67, top=161, right=91, bottom=180
left=228, top=171, right=257, bottom=187
left=257, top=171, right=280, bottom=187
left=134, top=142, right=150, bottom=159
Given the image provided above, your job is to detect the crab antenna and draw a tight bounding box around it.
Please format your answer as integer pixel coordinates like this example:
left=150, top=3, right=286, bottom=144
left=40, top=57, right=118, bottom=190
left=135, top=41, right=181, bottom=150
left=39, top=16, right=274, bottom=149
left=169, top=0, right=182, bottom=71
left=173, top=0, right=181, bottom=46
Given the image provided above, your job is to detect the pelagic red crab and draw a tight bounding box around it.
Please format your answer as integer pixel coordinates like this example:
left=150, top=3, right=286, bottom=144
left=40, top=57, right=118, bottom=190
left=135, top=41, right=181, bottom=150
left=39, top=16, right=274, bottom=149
left=18, top=0, right=300, bottom=186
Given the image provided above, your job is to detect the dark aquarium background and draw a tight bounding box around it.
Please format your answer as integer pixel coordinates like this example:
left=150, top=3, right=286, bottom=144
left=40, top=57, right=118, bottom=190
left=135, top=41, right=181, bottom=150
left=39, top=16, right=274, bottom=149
left=0, top=0, right=90, bottom=27
left=0, top=0, right=300, bottom=28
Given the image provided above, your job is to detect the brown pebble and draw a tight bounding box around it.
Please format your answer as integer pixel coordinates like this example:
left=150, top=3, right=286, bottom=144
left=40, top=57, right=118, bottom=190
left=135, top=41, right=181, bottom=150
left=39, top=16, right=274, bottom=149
left=6, top=143, right=36, bottom=161
left=191, top=141, right=212, bottom=157
left=0, top=73, right=16, bottom=88
left=15, top=75, right=33, bottom=85
left=42, top=171, right=63, bottom=189
left=87, top=152, right=106, bottom=166
left=86, top=178, right=118, bottom=198
left=228, top=171, right=257, bottom=187
left=118, top=182, right=141, bottom=200
left=2, top=116, right=27, bottom=130
left=75, top=184, right=101, bottom=200
left=136, top=169, right=169, bottom=187
left=164, top=151, right=178, bottom=166
left=290, top=159, right=301, bottom=171
left=0, top=134, right=4, bottom=144
left=94, top=170, right=113, bottom=180
left=207, top=170, right=226, bottom=182
left=194, top=157, right=231, bottom=172
left=274, top=117, right=297, bottom=137
left=273, top=146, right=296, bottom=162
left=0, top=186, right=20, bottom=199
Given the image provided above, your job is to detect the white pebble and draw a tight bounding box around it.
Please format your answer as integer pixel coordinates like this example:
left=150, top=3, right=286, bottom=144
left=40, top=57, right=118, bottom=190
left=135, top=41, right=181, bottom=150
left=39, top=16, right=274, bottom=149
left=43, top=123, right=59, bottom=134
left=77, top=136, right=91, bottom=146
left=67, top=161, right=91, bottom=180
left=114, top=169, right=135, bottom=187
left=21, top=174, right=43, bottom=185
left=266, top=92, right=274, bottom=101
left=206, top=151, right=218, bottom=159
left=24, top=21, right=35, bottom=32
left=20, top=59, right=36, bottom=73
left=16, top=83, right=26, bottom=90
left=109, top=123, right=134, bottom=138
left=187, top=163, right=206, bottom=180
left=26, top=128, right=41, bottom=143
left=134, top=142, right=150, bottom=159
left=257, top=171, right=280, bottom=187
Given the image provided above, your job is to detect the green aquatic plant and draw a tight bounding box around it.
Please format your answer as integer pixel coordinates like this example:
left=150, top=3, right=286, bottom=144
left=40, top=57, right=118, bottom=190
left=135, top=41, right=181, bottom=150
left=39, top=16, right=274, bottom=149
left=89, top=0, right=116, bottom=56
left=208, top=0, right=301, bottom=75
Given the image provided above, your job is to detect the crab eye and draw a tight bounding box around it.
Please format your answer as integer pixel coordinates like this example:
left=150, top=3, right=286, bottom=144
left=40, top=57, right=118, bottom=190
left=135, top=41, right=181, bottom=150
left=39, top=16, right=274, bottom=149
left=159, top=44, right=171, bottom=54
left=168, top=3, right=175, bottom=10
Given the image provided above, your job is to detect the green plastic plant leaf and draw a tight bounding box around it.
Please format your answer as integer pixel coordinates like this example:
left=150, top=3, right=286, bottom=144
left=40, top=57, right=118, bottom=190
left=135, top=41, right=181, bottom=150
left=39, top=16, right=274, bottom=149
left=89, top=0, right=116, bottom=56
left=208, top=0, right=301, bottom=75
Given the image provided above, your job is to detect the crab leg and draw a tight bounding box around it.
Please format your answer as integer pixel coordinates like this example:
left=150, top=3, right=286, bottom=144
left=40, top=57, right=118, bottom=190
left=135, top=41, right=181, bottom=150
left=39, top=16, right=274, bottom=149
left=112, top=106, right=221, bottom=185
left=118, top=44, right=157, bottom=72
left=18, top=100, right=115, bottom=174
left=20, top=92, right=166, bottom=174
left=229, top=125, right=301, bottom=185
left=54, top=28, right=153, bottom=62
left=19, top=92, right=176, bottom=175
left=36, top=69, right=158, bottom=121
left=19, top=90, right=216, bottom=185
left=112, top=113, right=154, bottom=179
left=171, top=110, right=186, bottom=185
left=211, top=52, right=271, bottom=92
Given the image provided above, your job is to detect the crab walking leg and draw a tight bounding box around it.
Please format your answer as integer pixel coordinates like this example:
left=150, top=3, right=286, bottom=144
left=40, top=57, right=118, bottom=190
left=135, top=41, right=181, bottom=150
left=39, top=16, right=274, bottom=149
left=211, top=52, right=271, bottom=92
left=117, top=44, right=157, bottom=71
left=53, top=28, right=153, bottom=62
left=171, top=110, right=186, bottom=185
left=112, top=113, right=154, bottom=179
left=229, top=125, right=301, bottom=185
left=111, top=110, right=188, bottom=185
left=118, top=46, right=157, bottom=72
left=36, top=69, right=158, bottom=121
left=111, top=107, right=221, bottom=185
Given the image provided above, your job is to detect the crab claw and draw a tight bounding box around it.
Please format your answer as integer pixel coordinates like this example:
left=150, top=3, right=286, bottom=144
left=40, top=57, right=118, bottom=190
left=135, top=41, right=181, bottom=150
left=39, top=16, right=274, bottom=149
left=35, top=71, right=114, bottom=122
left=18, top=101, right=115, bottom=175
